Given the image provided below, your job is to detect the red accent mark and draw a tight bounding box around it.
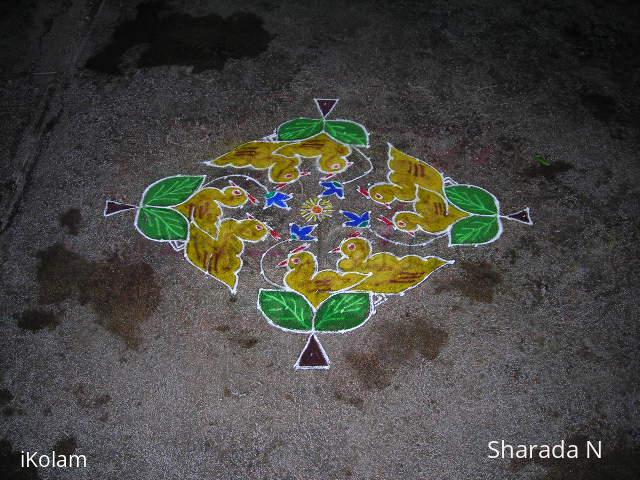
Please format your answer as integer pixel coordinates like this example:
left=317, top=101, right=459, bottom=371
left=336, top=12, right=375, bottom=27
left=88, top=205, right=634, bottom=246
left=290, top=244, right=309, bottom=254
left=357, top=186, right=369, bottom=198
left=269, top=229, right=282, bottom=240
left=378, top=215, right=394, bottom=226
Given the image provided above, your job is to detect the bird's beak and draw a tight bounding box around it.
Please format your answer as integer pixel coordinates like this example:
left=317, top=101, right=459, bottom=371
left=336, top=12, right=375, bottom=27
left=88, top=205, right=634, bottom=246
left=290, top=243, right=310, bottom=253
left=330, top=246, right=341, bottom=254
left=357, top=186, right=370, bottom=198
left=276, top=259, right=289, bottom=268
left=247, top=194, right=259, bottom=205
left=269, top=229, right=282, bottom=240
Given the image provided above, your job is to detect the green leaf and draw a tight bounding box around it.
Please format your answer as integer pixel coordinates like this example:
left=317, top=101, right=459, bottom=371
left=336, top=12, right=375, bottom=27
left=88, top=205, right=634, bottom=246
left=277, top=118, right=324, bottom=141
left=136, top=207, right=189, bottom=241
left=449, top=215, right=501, bottom=246
left=142, top=175, right=205, bottom=207
left=258, top=290, right=313, bottom=331
left=324, top=120, right=369, bottom=146
left=315, top=293, right=371, bottom=332
left=444, top=185, right=499, bottom=215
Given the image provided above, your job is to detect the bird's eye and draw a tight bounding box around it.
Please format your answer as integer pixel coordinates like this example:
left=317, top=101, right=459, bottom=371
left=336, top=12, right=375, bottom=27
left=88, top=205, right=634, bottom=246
left=397, top=220, right=407, bottom=228
left=284, top=173, right=294, bottom=179
left=330, top=163, right=341, bottom=170
left=374, top=193, right=383, bottom=200
left=292, top=257, right=300, bottom=265
left=232, top=188, right=242, bottom=196
left=347, top=243, right=356, bottom=251
left=255, top=224, right=264, bottom=231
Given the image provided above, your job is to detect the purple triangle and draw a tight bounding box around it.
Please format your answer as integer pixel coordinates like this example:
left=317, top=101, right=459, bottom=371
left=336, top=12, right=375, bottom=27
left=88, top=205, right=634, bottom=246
left=315, top=98, right=338, bottom=118
left=104, top=200, right=136, bottom=217
left=505, top=208, right=532, bottom=225
left=295, top=334, right=330, bottom=369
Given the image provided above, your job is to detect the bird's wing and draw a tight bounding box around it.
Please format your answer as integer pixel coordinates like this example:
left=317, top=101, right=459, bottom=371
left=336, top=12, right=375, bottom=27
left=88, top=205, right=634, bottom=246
left=341, top=210, right=359, bottom=221
left=388, top=146, right=445, bottom=197
left=184, top=224, right=242, bottom=292
left=174, top=188, right=223, bottom=237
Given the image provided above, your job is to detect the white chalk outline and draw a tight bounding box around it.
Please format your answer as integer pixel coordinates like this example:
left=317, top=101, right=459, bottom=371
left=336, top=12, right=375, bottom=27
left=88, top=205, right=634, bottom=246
left=370, top=228, right=447, bottom=247
left=203, top=173, right=269, bottom=193
left=342, top=145, right=374, bottom=185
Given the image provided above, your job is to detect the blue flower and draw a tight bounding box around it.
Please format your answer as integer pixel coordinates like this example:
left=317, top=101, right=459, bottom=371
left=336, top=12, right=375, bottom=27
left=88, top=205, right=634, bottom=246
left=319, top=181, right=344, bottom=199
left=264, top=191, right=292, bottom=210
left=289, top=223, right=317, bottom=241
left=340, top=210, right=370, bottom=228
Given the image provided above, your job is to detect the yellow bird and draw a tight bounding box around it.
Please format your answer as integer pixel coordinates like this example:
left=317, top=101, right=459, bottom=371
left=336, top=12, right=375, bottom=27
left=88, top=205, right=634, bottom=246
left=207, top=140, right=302, bottom=184
left=393, top=187, right=469, bottom=234
left=175, top=186, right=249, bottom=237
left=274, top=133, right=353, bottom=176
left=185, top=218, right=268, bottom=293
left=368, top=145, right=445, bottom=205
left=278, top=249, right=369, bottom=308
left=333, top=237, right=452, bottom=294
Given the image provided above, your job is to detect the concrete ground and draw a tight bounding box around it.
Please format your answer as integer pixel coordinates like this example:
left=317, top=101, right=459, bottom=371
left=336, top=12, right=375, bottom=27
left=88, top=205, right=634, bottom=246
left=1, top=0, right=639, bottom=478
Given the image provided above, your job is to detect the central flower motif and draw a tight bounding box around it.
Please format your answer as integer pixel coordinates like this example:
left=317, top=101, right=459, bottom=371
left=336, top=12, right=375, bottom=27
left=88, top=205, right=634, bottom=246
left=300, top=198, right=334, bottom=222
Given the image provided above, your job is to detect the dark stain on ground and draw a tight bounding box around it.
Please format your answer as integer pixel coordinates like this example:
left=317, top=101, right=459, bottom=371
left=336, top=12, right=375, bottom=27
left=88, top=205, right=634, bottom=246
left=228, top=335, right=259, bottom=349
left=59, top=208, right=81, bottom=235
left=0, top=386, right=23, bottom=416
left=346, top=318, right=449, bottom=391
left=334, top=390, right=365, bottom=410
left=580, top=91, right=617, bottom=122
left=213, top=324, right=259, bottom=349
left=510, top=434, right=640, bottom=479
left=345, top=351, right=390, bottom=390
left=0, top=389, right=13, bottom=405
left=52, top=436, right=76, bottom=456
left=523, top=160, right=574, bottom=180
left=14, top=309, right=59, bottom=331
left=71, top=384, right=111, bottom=409
left=36, top=243, right=161, bottom=348
left=434, top=261, right=502, bottom=303
left=86, top=1, right=272, bottom=75
left=0, top=439, right=40, bottom=479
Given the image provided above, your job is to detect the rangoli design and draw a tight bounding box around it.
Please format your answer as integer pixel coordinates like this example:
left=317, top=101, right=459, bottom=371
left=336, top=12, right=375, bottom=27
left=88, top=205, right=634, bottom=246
left=105, top=98, right=532, bottom=370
